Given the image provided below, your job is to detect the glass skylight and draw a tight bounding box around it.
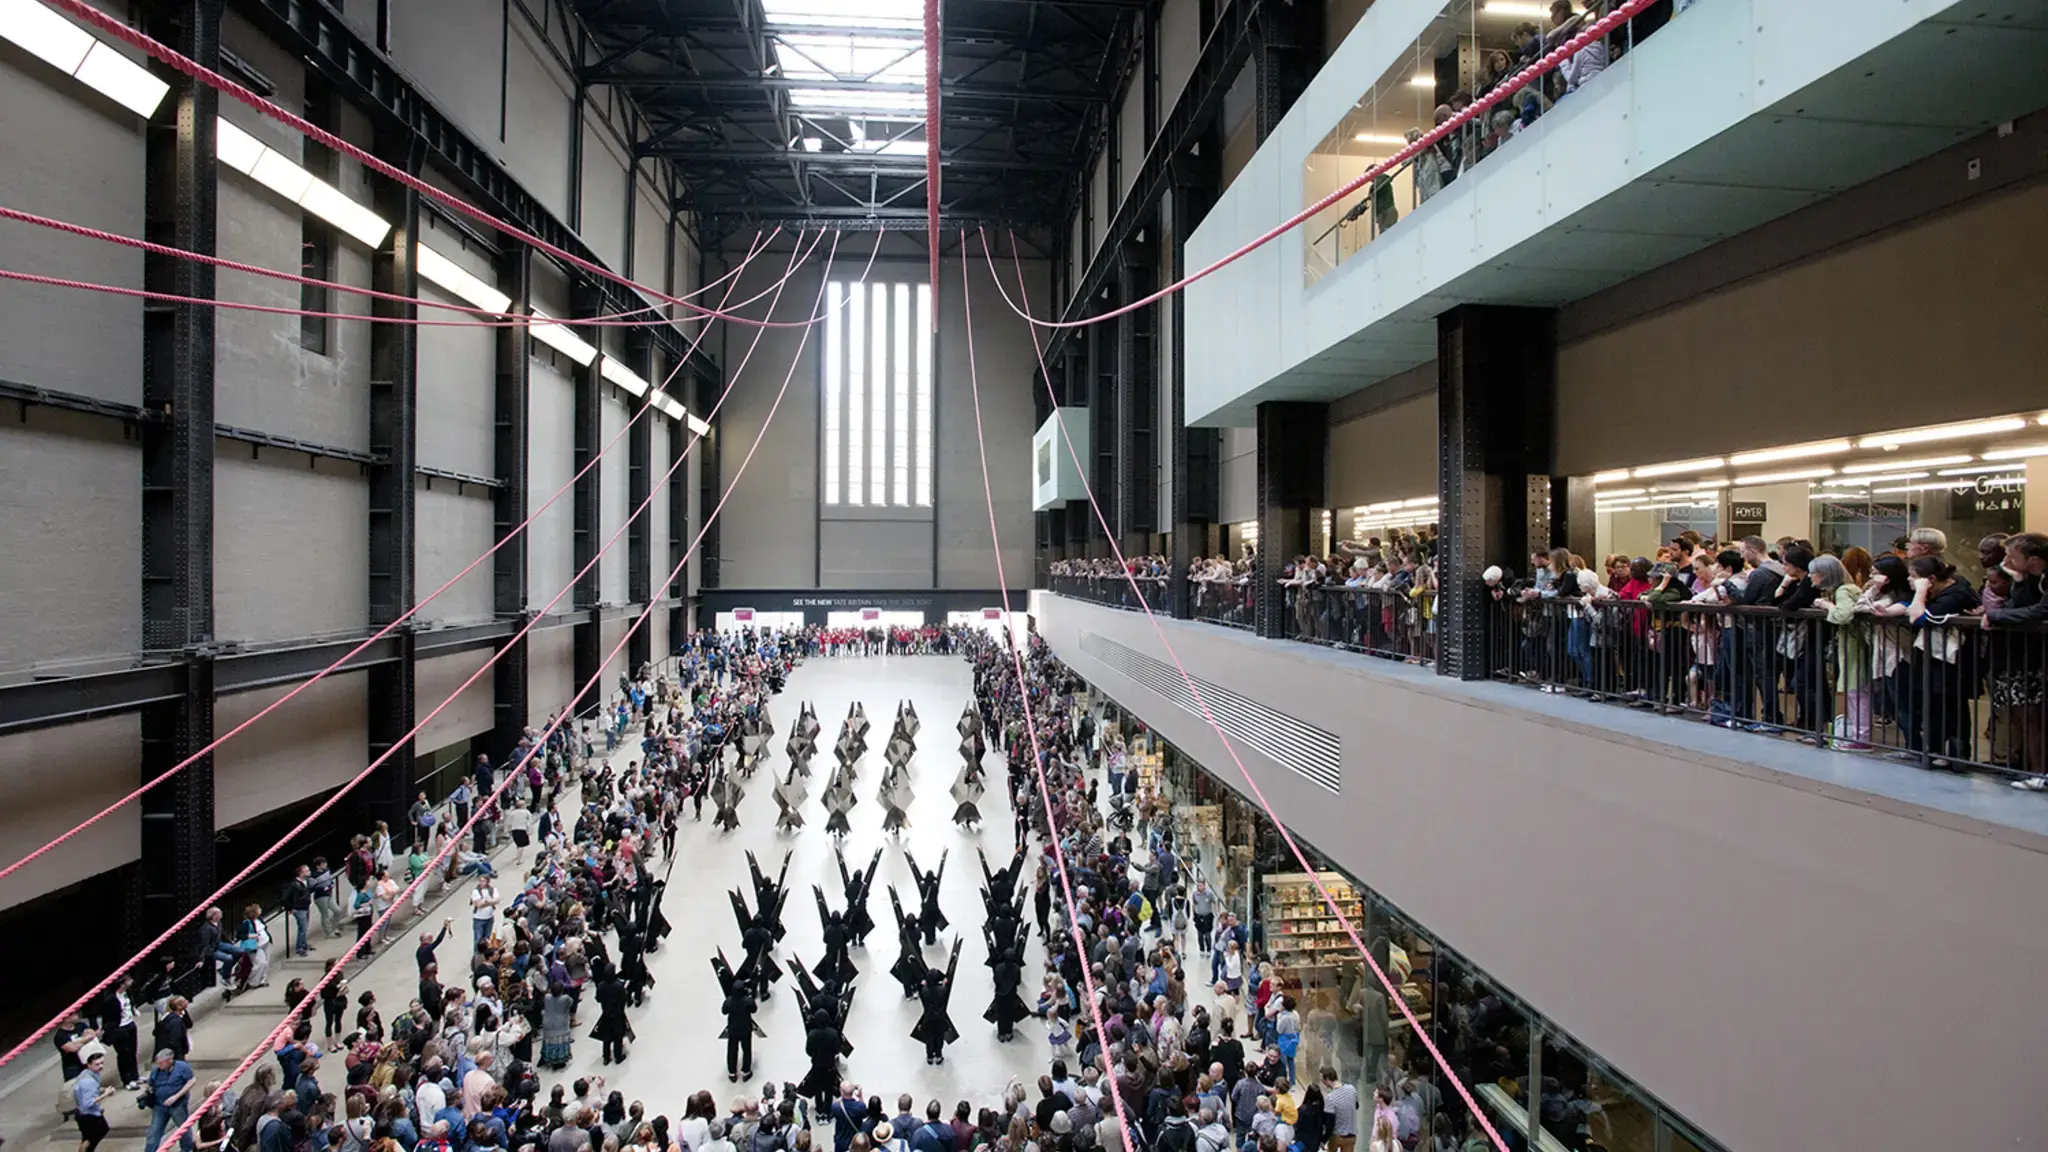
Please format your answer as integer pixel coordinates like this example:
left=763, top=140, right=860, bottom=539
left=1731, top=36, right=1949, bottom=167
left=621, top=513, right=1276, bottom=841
left=765, top=0, right=928, bottom=123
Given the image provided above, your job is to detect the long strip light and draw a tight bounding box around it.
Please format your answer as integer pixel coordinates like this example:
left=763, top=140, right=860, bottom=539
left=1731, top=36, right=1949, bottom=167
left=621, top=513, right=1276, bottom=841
left=1983, top=444, right=2048, bottom=460
left=1839, top=471, right=1929, bottom=486
left=415, top=244, right=512, bottom=314
left=599, top=357, right=650, bottom=398
left=1839, top=455, right=1971, bottom=474
left=1731, top=466, right=1835, bottom=485
left=215, top=119, right=391, bottom=247
left=1633, top=457, right=1724, bottom=478
left=1727, top=440, right=1852, bottom=466
left=1857, top=417, right=2028, bottom=449
left=529, top=309, right=597, bottom=366
left=1, top=0, right=168, bottom=116
left=1591, top=470, right=1632, bottom=485
left=1939, top=463, right=2025, bottom=476
left=688, top=414, right=712, bottom=436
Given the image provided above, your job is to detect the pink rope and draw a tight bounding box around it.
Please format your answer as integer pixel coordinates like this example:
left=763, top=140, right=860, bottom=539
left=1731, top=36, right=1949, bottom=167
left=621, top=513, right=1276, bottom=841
left=0, top=227, right=782, bottom=889
left=42, top=0, right=829, bottom=329
left=0, top=204, right=766, bottom=326
left=147, top=225, right=845, bottom=1152
left=0, top=231, right=870, bottom=1072
left=985, top=230, right=1512, bottom=1152
left=975, top=0, right=1655, bottom=332
left=0, top=225, right=844, bottom=331
left=953, top=234, right=1139, bottom=1152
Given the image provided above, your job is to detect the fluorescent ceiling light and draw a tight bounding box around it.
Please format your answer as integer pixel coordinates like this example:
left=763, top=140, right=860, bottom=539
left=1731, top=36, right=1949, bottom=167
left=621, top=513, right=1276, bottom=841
left=1727, top=440, right=1852, bottom=466
left=248, top=147, right=314, bottom=202
left=1982, top=444, right=2048, bottom=460
left=600, top=357, right=650, bottom=397
left=1353, top=133, right=1407, bottom=146
left=1632, top=457, right=1724, bottom=478
left=1732, top=467, right=1835, bottom=485
left=1938, top=463, right=2024, bottom=476
left=215, top=118, right=265, bottom=174
left=1857, top=417, right=2028, bottom=448
left=688, top=415, right=712, bottom=436
left=300, top=177, right=392, bottom=247
left=72, top=40, right=169, bottom=117
left=0, top=1, right=169, bottom=116
left=1594, top=487, right=1644, bottom=498
left=789, top=87, right=924, bottom=113
left=1408, top=76, right=1434, bottom=88
left=530, top=310, right=597, bottom=366
left=0, top=0, right=95, bottom=72
left=1669, top=478, right=1730, bottom=490
left=1481, top=1, right=1551, bottom=17
left=416, top=244, right=512, bottom=314
left=1590, top=470, right=1631, bottom=484
left=1840, top=455, right=1971, bottom=474
left=1400, top=496, right=1439, bottom=507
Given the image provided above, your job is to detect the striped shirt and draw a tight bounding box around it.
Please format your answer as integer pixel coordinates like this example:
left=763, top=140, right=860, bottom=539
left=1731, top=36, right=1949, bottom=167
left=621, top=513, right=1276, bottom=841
left=1323, top=1083, right=1359, bottom=1137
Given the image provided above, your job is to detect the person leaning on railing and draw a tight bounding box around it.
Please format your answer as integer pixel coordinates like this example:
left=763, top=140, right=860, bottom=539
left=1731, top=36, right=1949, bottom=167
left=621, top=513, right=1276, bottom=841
left=1811, top=554, right=1872, bottom=750
left=1980, top=532, right=2048, bottom=789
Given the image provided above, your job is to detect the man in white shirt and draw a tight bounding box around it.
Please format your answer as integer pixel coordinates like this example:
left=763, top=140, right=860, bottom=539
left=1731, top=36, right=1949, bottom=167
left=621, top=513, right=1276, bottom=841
left=470, top=879, right=500, bottom=949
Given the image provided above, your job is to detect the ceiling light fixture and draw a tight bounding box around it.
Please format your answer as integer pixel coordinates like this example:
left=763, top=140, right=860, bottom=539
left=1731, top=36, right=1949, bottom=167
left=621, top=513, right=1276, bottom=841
left=1937, top=463, right=2025, bottom=476
left=1632, top=457, right=1724, bottom=478
left=1731, top=467, right=1836, bottom=485
left=1590, top=470, right=1632, bottom=485
left=1726, top=440, right=1853, bottom=466
left=1841, top=471, right=1930, bottom=486
left=529, top=309, right=597, bottom=366
left=1857, top=417, right=2028, bottom=449
left=1353, top=133, right=1408, bottom=146
left=415, top=244, right=512, bottom=314
left=1982, top=444, right=2048, bottom=460
left=1480, top=0, right=1551, bottom=16
left=0, top=0, right=169, bottom=116
left=216, top=118, right=391, bottom=247
left=1840, top=455, right=1972, bottom=474
left=600, top=357, right=650, bottom=398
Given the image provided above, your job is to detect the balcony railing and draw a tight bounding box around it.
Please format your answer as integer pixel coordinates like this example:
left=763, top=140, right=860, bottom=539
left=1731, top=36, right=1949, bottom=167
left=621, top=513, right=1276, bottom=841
left=1190, top=577, right=1254, bottom=630
left=1485, top=596, right=2048, bottom=779
left=1282, top=585, right=1436, bottom=665
left=1049, top=573, right=1169, bottom=612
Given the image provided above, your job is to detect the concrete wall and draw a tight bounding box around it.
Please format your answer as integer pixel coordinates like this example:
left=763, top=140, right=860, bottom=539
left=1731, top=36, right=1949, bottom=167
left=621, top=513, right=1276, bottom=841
left=1217, top=427, right=1257, bottom=526
left=0, top=411, right=139, bottom=669
left=713, top=238, right=1042, bottom=593
left=213, top=672, right=369, bottom=828
left=1326, top=391, right=1437, bottom=507
left=1035, top=593, right=2048, bottom=1152
left=215, top=452, right=370, bottom=643
left=0, top=716, right=140, bottom=912
left=417, top=649, right=495, bottom=750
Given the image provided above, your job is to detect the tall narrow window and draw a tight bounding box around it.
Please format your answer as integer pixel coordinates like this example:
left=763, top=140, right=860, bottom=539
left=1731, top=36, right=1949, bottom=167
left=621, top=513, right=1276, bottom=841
left=869, top=282, right=888, bottom=504
left=822, top=282, right=843, bottom=506
left=892, top=283, right=911, bottom=505
left=822, top=277, right=932, bottom=507
left=847, top=285, right=866, bottom=505
left=914, top=283, right=933, bottom=505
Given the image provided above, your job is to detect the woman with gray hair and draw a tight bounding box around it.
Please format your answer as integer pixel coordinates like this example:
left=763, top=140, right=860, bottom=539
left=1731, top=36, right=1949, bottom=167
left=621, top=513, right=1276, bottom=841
left=1812, top=554, right=1871, bottom=749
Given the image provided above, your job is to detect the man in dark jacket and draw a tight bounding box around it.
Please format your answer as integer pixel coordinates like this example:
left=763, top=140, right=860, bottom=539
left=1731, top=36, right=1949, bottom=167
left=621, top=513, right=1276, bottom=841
left=281, top=866, right=313, bottom=958
left=1732, top=536, right=1785, bottom=728
left=908, top=1101, right=956, bottom=1152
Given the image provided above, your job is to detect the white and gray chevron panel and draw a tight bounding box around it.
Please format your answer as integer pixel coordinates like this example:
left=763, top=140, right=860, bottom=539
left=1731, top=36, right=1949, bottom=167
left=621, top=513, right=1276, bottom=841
left=1078, top=631, right=1342, bottom=793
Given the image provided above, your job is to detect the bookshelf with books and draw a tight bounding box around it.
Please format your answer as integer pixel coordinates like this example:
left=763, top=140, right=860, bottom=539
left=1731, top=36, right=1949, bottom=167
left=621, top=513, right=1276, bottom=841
left=1263, top=871, right=1365, bottom=982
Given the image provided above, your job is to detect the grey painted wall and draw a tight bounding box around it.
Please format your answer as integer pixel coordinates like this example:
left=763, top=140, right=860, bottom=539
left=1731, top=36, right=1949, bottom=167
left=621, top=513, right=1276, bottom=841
left=528, top=353, right=577, bottom=607
left=416, top=480, right=496, bottom=626
left=504, top=15, right=576, bottom=222
left=935, top=248, right=1043, bottom=590
left=1034, top=593, right=2048, bottom=1152
left=215, top=452, right=370, bottom=642
left=213, top=670, right=368, bottom=828
left=0, top=715, right=139, bottom=912
left=600, top=390, right=631, bottom=604
left=416, top=649, right=495, bottom=750
left=0, top=411, right=139, bottom=668
left=579, top=104, right=630, bottom=271
left=0, top=49, right=145, bottom=405
left=1217, top=426, right=1257, bottom=525
left=527, top=627, right=575, bottom=726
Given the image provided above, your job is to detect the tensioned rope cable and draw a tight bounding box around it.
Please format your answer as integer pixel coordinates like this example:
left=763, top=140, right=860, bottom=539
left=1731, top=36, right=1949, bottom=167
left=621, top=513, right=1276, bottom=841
left=970, top=0, right=1653, bottom=333
left=0, top=205, right=772, bottom=327
left=951, top=234, right=1140, bottom=1152
left=150, top=222, right=845, bottom=1152
left=982, top=229, right=1509, bottom=1151
left=0, top=227, right=845, bottom=332
left=0, top=230, right=872, bottom=1070
left=0, top=227, right=786, bottom=888
left=44, top=0, right=833, bottom=329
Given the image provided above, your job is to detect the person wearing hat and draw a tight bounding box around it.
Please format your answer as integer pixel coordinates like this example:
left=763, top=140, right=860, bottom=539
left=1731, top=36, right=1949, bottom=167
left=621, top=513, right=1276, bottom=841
left=870, top=1123, right=908, bottom=1152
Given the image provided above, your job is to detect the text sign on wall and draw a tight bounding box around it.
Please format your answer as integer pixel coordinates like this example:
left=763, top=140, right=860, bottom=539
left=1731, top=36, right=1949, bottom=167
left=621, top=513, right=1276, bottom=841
left=734, top=608, right=754, bottom=621
left=1730, top=502, right=1768, bottom=522
left=861, top=608, right=881, bottom=621
left=983, top=608, right=1004, bottom=620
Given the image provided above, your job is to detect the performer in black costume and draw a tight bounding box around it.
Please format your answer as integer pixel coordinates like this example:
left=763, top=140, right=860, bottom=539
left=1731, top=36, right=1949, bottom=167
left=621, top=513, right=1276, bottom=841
left=837, top=848, right=881, bottom=946
left=811, top=889, right=859, bottom=987
left=589, top=957, right=634, bottom=1064
left=716, top=974, right=761, bottom=1082
left=887, top=887, right=928, bottom=998
left=911, top=938, right=963, bottom=1065
left=983, top=943, right=1028, bottom=1041
left=906, top=849, right=948, bottom=945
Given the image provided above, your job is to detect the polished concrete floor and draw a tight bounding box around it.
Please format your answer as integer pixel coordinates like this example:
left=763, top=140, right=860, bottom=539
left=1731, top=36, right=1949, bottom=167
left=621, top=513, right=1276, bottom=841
left=558, top=652, right=1059, bottom=1109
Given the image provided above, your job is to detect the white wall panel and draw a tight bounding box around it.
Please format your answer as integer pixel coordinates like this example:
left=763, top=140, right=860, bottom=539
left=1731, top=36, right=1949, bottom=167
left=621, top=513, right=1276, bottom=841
left=527, top=627, right=574, bottom=726
left=579, top=112, right=630, bottom=272
left=0, top=413, right=139, bottom=667
left=527, top=354, right=576, bottom=607
left=0, top=716, right=139, bottom=912
left=214, top=671, right=368, bottom=827
left=504, top=17, right=575, bottom=221
left=392, top=0, right=503, bottom=157
left=1158, top=0, right=1200, bottom=116
left=600, top=392, right=631, bottom=604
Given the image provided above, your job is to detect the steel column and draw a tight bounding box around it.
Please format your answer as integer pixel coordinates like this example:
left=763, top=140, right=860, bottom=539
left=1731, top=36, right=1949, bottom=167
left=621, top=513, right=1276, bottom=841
left=1114, top=221, right=1158, bottom=549
left=1086, top=302, right=1117, bottom=553
left=492, top=248, right=533, bottom=747
left=627, top=333, right=654, bottom=675
left=694, top=365, right=722, bottom=591
left=1253, top=0, right=1322, bottom=144
left=571, top=284, right=603, bottom=699
left=1169, top=141, right=1221, bottom=618
left=1254, top=401, right=1327, bottom=639
left=366, top=125, right=422, bottom=826
left=136, top=0, right=222, bottom=961
left=1436, top=305, right=1558, bottom=680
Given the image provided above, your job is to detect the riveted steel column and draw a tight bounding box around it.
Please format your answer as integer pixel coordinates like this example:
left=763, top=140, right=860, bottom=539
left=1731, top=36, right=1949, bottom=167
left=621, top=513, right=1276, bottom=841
left=1254, top=402, right=1327, bottom=639
left=571, top=282, right=602, bottom=704
left=492, top=247, right=533, bottom=752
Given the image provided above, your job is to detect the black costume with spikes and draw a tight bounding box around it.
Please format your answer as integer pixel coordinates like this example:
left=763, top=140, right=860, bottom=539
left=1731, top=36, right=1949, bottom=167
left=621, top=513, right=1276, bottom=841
left=907, top=849, right=948, bottom=945
left=837, top=849, right=881, bottom=945
left=911, top=938, right=963, bottom=1065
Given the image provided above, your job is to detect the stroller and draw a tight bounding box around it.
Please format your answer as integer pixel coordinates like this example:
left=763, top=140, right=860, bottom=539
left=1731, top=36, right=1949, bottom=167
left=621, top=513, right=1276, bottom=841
left=222, top=918, right=273, bottom=1002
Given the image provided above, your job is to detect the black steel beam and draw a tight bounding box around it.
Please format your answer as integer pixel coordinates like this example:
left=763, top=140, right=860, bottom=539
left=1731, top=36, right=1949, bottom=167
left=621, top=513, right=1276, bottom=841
left=589, top=75, right=1109, bottom=105
left=1115, top=221, right=1157, bottom=544
left=694, top=366, right=722, bottom=591
left=136, top=0, right=221, bottom=961
left=0, top=378, right=149, bottom=424
left=415, top=465, right=503, bottom=490
left=570, top=284, right=602, bottom=701
left=643, top=149, right=1069, bottom=174
left=492, top=247, right=533, bottom=756
left=1169, top=140, right=1221, bottom=616
left=366, top=123, right=420, bottom=826
left=1046, top=0, right=1259, bottom=371
left=626, top=335, right=654, bottom=675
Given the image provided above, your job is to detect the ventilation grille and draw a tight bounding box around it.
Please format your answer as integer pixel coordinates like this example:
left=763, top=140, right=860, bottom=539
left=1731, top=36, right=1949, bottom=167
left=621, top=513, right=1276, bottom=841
left=1078, top=631, right=1341, bottom=793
